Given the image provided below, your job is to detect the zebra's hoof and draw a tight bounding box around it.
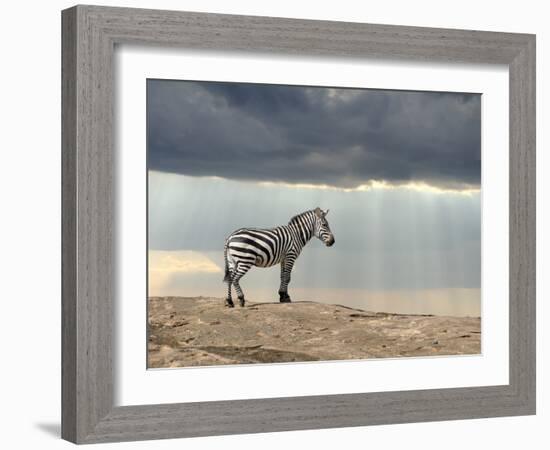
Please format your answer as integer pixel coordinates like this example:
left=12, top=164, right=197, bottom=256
left=279, top=293, right=292, bottom=303
left=225, top=299, right=235, bottom=308
left=238, top=296, right=245, bottom=307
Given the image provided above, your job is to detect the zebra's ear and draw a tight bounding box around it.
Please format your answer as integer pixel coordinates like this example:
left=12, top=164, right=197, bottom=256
left=314, top=207, right=322, bottom=217
left=323, top=209, right=330, bottom=216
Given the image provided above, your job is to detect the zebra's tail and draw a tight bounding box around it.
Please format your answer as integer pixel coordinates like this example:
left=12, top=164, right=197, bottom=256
left=223, top=241, right=231, bottom=283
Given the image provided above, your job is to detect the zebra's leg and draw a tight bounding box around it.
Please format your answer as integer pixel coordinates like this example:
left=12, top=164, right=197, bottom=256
left=278, top=259, right=295, bottom=302
left=232, top=263, right=252, bottom=307
left=223, top=255, right=234, bottom=307
left=225, top=278, right=234, bottom=308
left=233, top=277, right=246, bottom=307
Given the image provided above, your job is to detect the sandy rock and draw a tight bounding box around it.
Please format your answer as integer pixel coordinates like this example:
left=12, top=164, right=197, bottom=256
left=147, top=297, right=481, bottom=368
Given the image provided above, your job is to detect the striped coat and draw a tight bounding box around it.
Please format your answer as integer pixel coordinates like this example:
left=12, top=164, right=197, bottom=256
left=223, top=207, right=335, bottom=307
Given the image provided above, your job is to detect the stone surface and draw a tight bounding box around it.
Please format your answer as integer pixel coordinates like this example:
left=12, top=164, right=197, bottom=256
left=148, top=297, right=481, bottom=368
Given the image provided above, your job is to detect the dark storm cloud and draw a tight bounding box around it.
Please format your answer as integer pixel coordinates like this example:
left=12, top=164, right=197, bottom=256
left=147, top=80, right=481, bottom=190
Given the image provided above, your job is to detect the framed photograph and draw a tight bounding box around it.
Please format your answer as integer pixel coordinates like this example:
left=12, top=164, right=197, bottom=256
left=61, top=5, right=536, bottom=444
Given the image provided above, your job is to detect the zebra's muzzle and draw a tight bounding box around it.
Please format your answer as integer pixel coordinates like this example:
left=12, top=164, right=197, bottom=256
left=326, top=237, right=335, bottom=247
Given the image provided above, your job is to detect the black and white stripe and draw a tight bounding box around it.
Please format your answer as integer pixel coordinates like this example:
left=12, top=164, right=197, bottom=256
left=223, top=207, right=335, bottom=307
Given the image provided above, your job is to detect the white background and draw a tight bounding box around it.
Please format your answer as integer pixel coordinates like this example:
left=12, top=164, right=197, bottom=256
left=0, top=0, right=546, bottom=449
left=116, top=48, right=509, bottom=405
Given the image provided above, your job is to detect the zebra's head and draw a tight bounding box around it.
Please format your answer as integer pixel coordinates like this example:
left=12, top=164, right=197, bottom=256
left=314, top=207, right=335, bottom=247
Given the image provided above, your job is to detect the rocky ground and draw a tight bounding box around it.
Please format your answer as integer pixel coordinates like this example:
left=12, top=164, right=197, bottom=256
left=148, top=297, right=481, bottom=368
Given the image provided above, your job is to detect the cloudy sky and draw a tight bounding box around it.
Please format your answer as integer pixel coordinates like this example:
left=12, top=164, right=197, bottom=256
left=147, top=79, right=481, bottom=317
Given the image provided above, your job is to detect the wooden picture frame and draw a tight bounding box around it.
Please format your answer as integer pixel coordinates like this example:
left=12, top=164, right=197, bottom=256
left=61, top=5, right=536, bottom=444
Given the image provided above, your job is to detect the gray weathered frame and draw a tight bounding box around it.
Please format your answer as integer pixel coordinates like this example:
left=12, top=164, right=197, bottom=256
left=61, top=5, right=536, bottom=444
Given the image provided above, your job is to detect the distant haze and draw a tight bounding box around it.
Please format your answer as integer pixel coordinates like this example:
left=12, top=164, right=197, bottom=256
left=147, top=80, right=481, bottom=317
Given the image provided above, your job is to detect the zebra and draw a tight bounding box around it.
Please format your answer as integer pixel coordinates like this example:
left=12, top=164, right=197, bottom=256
left=223, top=207, right=335, bottom=307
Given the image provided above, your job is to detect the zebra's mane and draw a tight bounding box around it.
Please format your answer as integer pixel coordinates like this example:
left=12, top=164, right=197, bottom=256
left=288, top=209, right=315, bottom=225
